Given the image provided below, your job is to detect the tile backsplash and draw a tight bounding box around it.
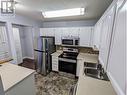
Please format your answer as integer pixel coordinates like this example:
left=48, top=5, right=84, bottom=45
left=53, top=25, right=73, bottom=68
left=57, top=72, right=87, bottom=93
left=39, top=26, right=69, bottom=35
left=56, top=45, right=99, bottom=54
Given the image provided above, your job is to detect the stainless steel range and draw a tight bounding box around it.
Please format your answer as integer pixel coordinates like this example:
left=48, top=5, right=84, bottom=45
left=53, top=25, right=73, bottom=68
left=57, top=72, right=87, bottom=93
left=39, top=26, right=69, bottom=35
left=58, top=47, right=79, bottom=75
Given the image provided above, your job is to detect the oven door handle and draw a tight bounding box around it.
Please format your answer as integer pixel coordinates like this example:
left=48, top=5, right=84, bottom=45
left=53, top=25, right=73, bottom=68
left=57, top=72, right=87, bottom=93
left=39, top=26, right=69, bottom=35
left=58, top=58, right=76, bottom=63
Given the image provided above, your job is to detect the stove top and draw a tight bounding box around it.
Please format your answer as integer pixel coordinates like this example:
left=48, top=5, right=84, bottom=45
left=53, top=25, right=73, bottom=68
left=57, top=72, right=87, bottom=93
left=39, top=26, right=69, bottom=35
left=59, top=52, right=78, bottom=60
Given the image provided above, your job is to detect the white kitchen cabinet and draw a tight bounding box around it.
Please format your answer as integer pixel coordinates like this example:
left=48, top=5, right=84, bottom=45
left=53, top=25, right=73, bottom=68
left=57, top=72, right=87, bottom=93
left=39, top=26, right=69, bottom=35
left=107, top=2, right=126, bottom=95
left=13, top=28, right=23, bottom=64
left=99, top=6, right=116, bottom=69
left=0, top=76, right=5, bottom=95
left=76, top=59, right=83, bottom=77
left=5, top=73, right=35, bottom=95
left=79, top=27, right=92, bottom=47
left=54, top=28, right=62, bottom=45
left=93, top=20, right=103, bottom=50
left=62, top=27, right=79, bottom=37
left=52, top=56, right=59, bottom=72
left=40, top=28, right=55, bottom=36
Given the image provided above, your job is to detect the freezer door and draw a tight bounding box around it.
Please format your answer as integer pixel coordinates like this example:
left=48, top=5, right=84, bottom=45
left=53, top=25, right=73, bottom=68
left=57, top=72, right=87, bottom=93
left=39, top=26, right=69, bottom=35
left=41, top=38, right=48, bottom=75
left=36, top=37, right=55, bottom=75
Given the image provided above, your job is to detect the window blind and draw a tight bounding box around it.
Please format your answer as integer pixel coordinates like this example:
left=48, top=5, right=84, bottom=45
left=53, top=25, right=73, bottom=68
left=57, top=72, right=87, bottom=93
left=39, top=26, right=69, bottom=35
left=0, top=26, right=11, bottom=63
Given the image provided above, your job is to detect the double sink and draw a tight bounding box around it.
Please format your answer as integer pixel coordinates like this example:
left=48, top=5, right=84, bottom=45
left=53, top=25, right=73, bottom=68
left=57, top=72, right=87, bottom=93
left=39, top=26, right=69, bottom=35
left=84, top=62, right=109, bottom=81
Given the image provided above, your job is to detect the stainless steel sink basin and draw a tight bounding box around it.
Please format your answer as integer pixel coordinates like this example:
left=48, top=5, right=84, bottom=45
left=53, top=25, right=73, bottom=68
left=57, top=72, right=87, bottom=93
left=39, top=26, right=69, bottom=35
left=84, top=68, right=109, bottom=81
left=84, top=62, right=102, bottom=70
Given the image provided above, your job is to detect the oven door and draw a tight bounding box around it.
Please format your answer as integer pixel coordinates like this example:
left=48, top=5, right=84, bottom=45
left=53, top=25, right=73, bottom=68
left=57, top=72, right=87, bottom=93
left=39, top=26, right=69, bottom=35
left=62, top=39, right=74, bottom=45
left=59, top=58, right=76, bottom=75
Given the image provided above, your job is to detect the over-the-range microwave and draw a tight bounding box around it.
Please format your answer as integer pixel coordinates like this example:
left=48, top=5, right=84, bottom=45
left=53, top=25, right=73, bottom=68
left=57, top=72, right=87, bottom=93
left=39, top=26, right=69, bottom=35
left=61, top=36, right=79, bottom=46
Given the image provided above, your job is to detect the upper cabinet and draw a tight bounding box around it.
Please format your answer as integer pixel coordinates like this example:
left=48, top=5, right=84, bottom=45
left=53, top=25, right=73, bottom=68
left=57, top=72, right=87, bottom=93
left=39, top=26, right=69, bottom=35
left=62, top=27, right=79, bottom=37
left=99, top=6, right=116, bottom=69
left=107, top=1, right=126, bottom=95
left=93, top=20, right=103, bottom=50
left=40, top=28, right=55, bottom=36
left=40, top=27, right=93, bottom=47
left=79, top=27, right=93, bottom=47
left=54, top=28, right=62, bottom=45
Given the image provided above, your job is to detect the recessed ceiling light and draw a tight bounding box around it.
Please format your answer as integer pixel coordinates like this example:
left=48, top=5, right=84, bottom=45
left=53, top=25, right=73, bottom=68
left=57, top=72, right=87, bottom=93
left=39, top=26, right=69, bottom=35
left=42, top=8, right=85, bottom=18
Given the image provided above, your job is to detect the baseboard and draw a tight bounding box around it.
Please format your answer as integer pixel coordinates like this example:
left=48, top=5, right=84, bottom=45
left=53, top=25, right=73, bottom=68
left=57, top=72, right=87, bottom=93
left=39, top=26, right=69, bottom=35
left=23, top=56, right=34, bottom=60
left=107, top=72, right=125, bottom=95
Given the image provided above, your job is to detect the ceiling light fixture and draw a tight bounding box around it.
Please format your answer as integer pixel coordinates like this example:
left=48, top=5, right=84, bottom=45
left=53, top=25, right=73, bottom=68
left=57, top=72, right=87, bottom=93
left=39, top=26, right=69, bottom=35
left=42, top=8, right=85, bottom=18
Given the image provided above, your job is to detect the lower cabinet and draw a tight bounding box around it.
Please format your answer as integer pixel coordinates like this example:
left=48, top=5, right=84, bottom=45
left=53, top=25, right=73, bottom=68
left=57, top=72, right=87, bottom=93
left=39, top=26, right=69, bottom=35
left=52, top=55, right=83, bottom=77
left=5, top=74, right=36, bottom=95
left=76, top=59, right=83, bottom=77
left=52, top=56, right=58, bottom=72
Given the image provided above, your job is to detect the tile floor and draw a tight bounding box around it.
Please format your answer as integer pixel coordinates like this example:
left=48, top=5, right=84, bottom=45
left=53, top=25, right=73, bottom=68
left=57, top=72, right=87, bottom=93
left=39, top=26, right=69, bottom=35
left=19, top=59, right=77, bottom=95
left=35, top=72, right=77, bottom=95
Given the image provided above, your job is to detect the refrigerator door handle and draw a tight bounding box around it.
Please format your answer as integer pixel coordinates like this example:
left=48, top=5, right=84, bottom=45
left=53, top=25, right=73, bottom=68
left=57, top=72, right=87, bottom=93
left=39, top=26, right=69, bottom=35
left=34, top=49, right=46, bottom=52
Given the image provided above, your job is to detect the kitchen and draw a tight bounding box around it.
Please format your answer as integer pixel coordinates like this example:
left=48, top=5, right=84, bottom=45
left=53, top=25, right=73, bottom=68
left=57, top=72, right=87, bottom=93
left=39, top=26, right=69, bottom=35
left=0, top=0, right=126, bottom=95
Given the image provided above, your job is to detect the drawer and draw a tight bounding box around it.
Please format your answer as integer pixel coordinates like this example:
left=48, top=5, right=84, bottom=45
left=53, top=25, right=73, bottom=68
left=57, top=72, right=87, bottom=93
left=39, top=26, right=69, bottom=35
left=52, top=56, right=58, bottom=60
left=52, top=60, right=58, bottom=63
left=52, top=61, right=58, bottom=66
left=52, top=57, right=58, bottom=61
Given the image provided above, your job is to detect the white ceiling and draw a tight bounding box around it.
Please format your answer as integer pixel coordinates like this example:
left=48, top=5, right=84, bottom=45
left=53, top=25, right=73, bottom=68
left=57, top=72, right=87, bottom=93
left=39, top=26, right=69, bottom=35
left=15, top=0, right=113, bottom=21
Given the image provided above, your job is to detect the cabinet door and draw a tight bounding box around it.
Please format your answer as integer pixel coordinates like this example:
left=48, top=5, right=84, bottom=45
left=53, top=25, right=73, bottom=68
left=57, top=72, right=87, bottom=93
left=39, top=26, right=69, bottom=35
left=62, top=27, right=79, bottom=37
left=79, top=27, right=92, bottom=47
left=52, top=56, right=58, bottom=72
left=54, top=28, right=62, bottom=45
left=0, top=76, right=5, bottom=95
left=61, top=28, right=70, bottom=37
left=107, top=2, right=126, bottom=95
left=68, top=27, right=79, bottom=37
left=93, top=20, right=103, bottom=50
left=40, top=28, right=55, bottom=36
left=99, top=6, right=116, bottom=69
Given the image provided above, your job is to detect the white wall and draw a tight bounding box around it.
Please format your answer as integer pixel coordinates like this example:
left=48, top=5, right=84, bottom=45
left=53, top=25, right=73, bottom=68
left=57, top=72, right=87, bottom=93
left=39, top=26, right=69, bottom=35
left=0, top=14, right=41, bottom=64
left=23, top=27, right=34, bottom=59
left=18, top=26, right=35, bottom=59
left=19, top=26, right=26, bottom=58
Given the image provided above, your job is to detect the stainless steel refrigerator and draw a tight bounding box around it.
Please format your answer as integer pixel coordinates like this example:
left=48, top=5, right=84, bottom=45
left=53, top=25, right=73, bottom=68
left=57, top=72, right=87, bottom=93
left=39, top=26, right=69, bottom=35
left=34, top=36, right=56, bottom=75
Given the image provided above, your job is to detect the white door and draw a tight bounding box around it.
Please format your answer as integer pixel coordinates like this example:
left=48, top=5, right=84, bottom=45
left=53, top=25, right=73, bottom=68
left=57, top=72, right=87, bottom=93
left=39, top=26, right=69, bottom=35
left=79, top=27, right=92, bottom=47
left=13, top=28, right=23, bottom=64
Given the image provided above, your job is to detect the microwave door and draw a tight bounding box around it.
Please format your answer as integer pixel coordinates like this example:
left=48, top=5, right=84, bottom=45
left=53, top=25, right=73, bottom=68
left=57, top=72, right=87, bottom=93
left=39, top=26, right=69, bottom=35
left=62, top=39, right=73, bottom=45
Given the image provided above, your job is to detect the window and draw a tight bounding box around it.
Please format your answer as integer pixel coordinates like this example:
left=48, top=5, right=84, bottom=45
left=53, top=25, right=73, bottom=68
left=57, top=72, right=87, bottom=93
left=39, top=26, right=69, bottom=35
left=0, top=26, right=11, bottom=63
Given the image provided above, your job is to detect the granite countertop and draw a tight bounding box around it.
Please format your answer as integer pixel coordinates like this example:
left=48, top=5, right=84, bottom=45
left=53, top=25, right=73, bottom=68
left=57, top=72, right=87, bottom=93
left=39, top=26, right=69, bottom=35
left=76, top=53, right=117, bottom=95
left=51, top=50, right=63, bottom=57
left=77, top=53, right=99, bottom=63
left=0, top=63, right=35, bottom=92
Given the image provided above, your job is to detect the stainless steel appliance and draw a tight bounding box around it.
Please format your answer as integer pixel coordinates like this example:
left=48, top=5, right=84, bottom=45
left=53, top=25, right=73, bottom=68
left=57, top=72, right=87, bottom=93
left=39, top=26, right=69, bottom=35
left=62, top=36, right=79, bottom=46
left=34, top=36, right=56, bottom=75
left=58, top=48, right=79, bottom=75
